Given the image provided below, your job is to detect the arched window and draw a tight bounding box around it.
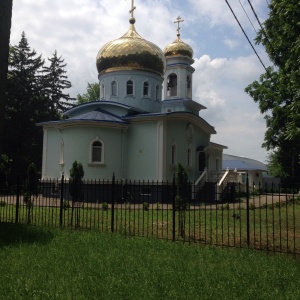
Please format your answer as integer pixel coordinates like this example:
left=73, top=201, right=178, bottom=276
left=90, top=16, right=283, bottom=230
left=187, top=75, right=192, bottom=98
left=171, top=144, right=176, bottom=165
left=100, top=83, right=105, bottom=99
left=92, top=141, right=103, bottom=163
left=126, top=80, right=134, bottom=95
left=167, top=73, right=177, bottom=97
left=111, top=81, right=117, bottom=97
left=143, top=81, right=149, bottom=97
left=156, top=85, right=160, bottom=100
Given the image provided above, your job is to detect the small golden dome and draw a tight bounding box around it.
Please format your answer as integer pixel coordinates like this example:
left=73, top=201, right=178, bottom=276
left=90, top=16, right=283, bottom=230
left=163, top=37, right=194, bottom=59
left=96, top=24, right=166, bottom=76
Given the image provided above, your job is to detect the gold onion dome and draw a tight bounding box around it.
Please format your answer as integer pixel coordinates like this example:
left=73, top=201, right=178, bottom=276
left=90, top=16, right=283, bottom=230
left=96, top=20, right=166, bottom=76
left=163, top=37, right=194, bottom=59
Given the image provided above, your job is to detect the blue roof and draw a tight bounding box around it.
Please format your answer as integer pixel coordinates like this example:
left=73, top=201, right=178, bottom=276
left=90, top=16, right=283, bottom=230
left=223, top=154, right=267, bottom=171
left=69, top=108, right=127, bottom=123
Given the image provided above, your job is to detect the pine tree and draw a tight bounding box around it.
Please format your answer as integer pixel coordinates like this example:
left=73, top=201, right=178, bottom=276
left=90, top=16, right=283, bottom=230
left=4, top=32, right=47, bottom=180
left=42, top=50, right=74, bottom=113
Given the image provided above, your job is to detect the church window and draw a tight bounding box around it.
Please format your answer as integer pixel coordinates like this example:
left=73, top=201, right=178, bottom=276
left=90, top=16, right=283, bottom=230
left=143, top=81, right=149, bottom=97
left=100, top=83, right=105, bottom=99
left=167, top=73, right=177, bottom=97
left=156, top=85, right=159, bottom=100
left=171, top=144, right=176, bottom=165
left=92, top=141, right=103, bottom=162
left=111, top=81, right=117, bottom=97
left=126, top=80, right=134, bottom=95
left=187, top=75, right=192, bottom=98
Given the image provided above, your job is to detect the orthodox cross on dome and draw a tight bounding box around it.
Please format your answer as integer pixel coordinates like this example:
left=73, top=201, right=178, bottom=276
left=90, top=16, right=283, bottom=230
left=174, top=16, right=184, bottom=38
left=128, top=0, right=136, bottom=21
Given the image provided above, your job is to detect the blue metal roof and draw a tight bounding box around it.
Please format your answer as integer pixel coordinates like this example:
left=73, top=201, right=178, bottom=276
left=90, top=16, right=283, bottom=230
left=223, top=155, right=267, bottom=171
left=69, top=108, right=127, bottom=123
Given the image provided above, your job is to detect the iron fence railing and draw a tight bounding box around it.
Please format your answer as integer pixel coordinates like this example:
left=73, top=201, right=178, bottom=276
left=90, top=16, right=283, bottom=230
left=0, top=175, right=299, bottom=256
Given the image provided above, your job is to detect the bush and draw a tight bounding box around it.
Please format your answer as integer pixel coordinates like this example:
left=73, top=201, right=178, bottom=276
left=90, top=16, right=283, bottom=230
left=0, top=200, right=6, bottom=207
left=102, top=202, right=109, bottom=211
left=63, top=200, right=70, bottom=210
left=143, top=202, right=149, bottom=211
left=249, top=203, right=256, bottom=210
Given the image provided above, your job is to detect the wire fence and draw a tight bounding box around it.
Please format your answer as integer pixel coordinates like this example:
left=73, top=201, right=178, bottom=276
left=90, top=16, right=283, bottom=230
left=0, top=176, right=299, bottom=256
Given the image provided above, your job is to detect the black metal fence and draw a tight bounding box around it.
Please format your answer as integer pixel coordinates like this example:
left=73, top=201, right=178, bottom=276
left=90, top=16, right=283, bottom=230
left=0, top=176, right=299, bottom=256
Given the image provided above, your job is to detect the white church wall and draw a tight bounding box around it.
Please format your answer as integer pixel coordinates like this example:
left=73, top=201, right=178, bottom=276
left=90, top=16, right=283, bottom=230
left=42, top=128, right=61, bottom=179
left=44, top=126, right=125, bottom=180
left=99, top=70, right=163, bottom=112
left=164, top=119, right=210, bottom=181
left=125, top=121, right=158, bottom=181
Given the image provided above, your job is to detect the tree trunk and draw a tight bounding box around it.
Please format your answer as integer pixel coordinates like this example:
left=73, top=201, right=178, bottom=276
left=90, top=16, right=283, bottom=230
left=0, top=0, right=13, bottom=153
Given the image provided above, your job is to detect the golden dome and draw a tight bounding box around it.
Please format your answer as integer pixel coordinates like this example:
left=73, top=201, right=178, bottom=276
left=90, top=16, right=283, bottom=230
left=96, top=24, right=166, bottom=76
left=163, top=37, right=193, bottom=59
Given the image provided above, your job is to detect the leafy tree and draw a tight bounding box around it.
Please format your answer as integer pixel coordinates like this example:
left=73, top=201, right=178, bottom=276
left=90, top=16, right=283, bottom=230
left=245, top=0, right=300, bottom=181
left=0, top=0, right=13, bottom=154
left=77, top=82, right=100, bottom=104
left=69, top=161, right=84, bottom=227
left=42, top=50, right=75, bottom=113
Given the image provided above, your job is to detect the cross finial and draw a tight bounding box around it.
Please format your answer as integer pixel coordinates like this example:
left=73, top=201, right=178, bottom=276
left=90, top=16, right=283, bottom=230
left=174, top=16, right=184, bottom=38
left=129, top=0, right=136, bottom=19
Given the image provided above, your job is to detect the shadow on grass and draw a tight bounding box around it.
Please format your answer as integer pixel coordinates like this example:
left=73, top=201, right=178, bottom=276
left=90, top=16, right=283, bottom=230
left=0, top=222, right=54, bottom=247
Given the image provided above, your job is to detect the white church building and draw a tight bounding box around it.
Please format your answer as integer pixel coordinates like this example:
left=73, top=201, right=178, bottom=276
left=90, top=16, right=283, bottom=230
left=38, top=5, right=228, bottom=197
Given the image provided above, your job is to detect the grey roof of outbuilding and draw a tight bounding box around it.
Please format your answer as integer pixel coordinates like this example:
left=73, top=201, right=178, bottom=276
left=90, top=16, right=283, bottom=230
left=222, top=154, right=267, bottom=171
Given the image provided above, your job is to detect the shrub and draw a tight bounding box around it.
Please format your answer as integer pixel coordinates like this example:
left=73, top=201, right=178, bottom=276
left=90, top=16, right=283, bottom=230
left=63, top=200, right=70, bottom=210
left=249, top=203, right=256, bottom=210
left=143, top=202, right=149, bottom=211
left=0, top=200, right=6, bottom=207
left=102, top=202, right=109, bottom=211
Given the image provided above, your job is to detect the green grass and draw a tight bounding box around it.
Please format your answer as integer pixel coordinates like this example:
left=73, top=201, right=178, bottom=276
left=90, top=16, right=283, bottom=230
left=0, top=223, right=300, bottom=299
left=1, top=198, right=300, bottom=254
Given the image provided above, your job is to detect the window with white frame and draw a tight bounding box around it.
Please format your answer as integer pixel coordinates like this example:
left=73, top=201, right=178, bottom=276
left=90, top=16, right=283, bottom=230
left=100, top=83, right=105, bottom=99
left=126, top=80, right=134, bottom=95
left=92, top=141, right=103, bottom=163
left=111, top=80, right=117, bottom=97
left=143, top=81, right=149, bottom=97
left=156, top=84, right=159, bottom=100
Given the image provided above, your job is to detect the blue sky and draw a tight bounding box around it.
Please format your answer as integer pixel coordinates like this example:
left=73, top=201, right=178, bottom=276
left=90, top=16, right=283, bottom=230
left=10, top=0, right=271, bottom=163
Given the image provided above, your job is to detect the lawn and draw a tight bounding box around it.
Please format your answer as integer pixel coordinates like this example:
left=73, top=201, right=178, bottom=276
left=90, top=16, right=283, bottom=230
left=1, top=198, right=300, bottom=254
left=0, top=222, right=300, bottom=299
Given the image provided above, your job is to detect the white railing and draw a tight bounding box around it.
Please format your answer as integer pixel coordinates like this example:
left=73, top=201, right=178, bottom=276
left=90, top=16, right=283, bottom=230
left=192, top=168, right=208, bottom=199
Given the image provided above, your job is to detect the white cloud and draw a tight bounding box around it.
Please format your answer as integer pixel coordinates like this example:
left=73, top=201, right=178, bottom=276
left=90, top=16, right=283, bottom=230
left=224, top=38, right=239, bottom=49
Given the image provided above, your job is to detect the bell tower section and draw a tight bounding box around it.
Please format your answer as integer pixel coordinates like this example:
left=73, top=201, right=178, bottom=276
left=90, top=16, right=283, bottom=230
left=163, top=16, right=195, bottom=100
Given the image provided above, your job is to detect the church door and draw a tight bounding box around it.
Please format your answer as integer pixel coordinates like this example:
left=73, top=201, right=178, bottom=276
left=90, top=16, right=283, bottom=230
left=198, top=152, right=206, bottom=172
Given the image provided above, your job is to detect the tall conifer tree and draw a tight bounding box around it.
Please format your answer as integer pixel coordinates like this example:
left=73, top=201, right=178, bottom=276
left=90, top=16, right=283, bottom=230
left=42, top=50, right=74, bottom=113
left=5, top=33, right=46, bottom=179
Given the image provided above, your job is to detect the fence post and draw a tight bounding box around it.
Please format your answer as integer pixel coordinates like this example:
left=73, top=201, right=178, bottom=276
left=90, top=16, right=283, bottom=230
left=246, top=173, right=250, bottom=247
left=15, top=177, right=20, bottom=224
left=59, top=174, right=64, bottom=227
left=111, top=173, right=115, bottom=233
left=172, top=174, right=176, bottom=241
